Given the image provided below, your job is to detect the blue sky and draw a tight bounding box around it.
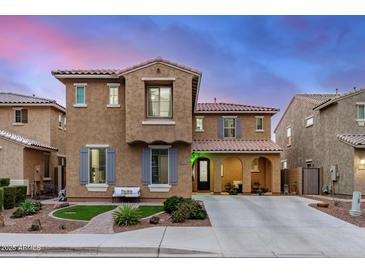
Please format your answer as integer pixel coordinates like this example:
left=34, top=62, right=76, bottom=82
left=1, top=16, right=365, bottom=128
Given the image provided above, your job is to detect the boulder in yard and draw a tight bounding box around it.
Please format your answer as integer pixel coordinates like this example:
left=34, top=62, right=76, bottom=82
left=149, top=216, right=160, bottom=224
left=317, top=202, right=329, bottom=208
left=0, top=214, right=5, bottom=227
left=28, top=219, right=42, bottom=231
left=53, top=202, right=70, bottom=209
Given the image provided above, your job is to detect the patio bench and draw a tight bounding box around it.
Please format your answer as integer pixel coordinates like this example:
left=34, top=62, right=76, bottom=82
left=112, top=186, right=141, bottom=203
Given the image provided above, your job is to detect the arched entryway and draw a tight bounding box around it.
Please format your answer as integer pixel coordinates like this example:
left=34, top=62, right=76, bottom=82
left=250, top=157, right=272, bottom=193
left=221, top=157, right=243, bottom=192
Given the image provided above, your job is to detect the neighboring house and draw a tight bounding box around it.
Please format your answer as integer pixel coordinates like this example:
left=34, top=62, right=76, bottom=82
left=0, top=92, right=66, bottom=194
left=275, top=90, right=365, bottom=195
left=52, top=57, right=281, bottom=201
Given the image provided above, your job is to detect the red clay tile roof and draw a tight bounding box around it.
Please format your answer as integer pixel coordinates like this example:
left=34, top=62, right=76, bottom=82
left=52, top=57, right=201, bottom=76
left=337, top=134, right=365, bottom=147
left=192, top=139, right=282, bottom=152
left=195, top=102, right=279, bottom=113
left=0, top=129, right=58, bottom=151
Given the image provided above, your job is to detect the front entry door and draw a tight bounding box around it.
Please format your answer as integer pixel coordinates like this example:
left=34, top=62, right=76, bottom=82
left=197, top=158, right=210, bottom=191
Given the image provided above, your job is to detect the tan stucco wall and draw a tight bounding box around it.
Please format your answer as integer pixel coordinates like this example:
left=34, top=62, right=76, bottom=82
left=0, top=138, right=24, bottom=179
left=222, top=157, right=243, bottom=188
left=193, top=113, right=272, bottom=140
left=124, top=63, right=194, bottom=144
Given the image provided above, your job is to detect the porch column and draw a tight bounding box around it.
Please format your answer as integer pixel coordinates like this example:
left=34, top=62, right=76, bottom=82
left=213, top=156, right=222, bottom=194
left=271, top=154, right=281, bottom=193
left=241, top=157, right=252, bottom=193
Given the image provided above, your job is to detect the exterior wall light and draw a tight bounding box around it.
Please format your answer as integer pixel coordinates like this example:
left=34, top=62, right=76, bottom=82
left=360, top=159, right=365, bottom=170
left=221, top=164, right=224, bottom=177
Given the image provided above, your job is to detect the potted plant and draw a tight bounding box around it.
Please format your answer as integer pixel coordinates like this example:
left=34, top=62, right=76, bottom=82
left=224, top=182, right=232, bottom=192
left=258, top=187, right=269, bottom=195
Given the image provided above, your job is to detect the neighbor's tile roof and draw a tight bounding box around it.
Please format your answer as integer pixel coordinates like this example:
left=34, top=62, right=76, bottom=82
left=52, top=56, right=202, bottom=76
left=196, top=102, right=279, bottom=113
left=296, top=94, right=339, bottom=105
left=192, top=139, right=282, bottom=152
left=337, top=134, right=365, bottom=147
left=0, top=129, right=58, bottom=151
left=0, top=92, right=56, bottom=104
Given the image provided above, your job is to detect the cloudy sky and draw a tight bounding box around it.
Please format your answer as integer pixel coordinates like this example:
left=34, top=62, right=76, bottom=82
left=1, top=16, right=364, bottom=129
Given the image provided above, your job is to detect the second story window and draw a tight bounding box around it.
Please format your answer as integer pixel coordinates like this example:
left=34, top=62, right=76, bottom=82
left=286, top=126, right=292, bottom=146
left=15, top=109, right=28, bottom=124
left=195, top=117, right=204, bottom=132
left=64, top=116, right=67, bottom=129
left=147, top=86, right=172, bottom=118
left=58, top=113, right=62, bottom=128
left=224, top=118, right=236, bottom=138
left=74, top=84, right=86, bottom=106
left=108, top=84, right=119, bottom=106
left=305, top=116, right=314, bottom=127
left=256, top=116, right=264, bottom=131
left=356, top=103, right=365, bottom=124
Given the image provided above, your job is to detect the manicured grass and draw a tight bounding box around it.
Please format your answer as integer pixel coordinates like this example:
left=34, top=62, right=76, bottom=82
left=137, top=205, right=164, bottom=218
left=53, top=205, right=117, bottom=221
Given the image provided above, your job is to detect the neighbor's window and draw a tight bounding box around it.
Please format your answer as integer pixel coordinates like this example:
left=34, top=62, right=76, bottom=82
left=305, top=116, right=314, bottom=127
left=306, top=160, right=313, bottom=168
left=251, top=158, right=260, bottom=172
left=281, top=160, right=288, bottom=169
left=58, top=113, right=62, bottom=127
left=44, top=154, right=50, bottom=178
left=64, top=116, right=67, bottom=129
left=147, top=86, right=172, bottom=118
left=151, top=149, right=169, bottom=184
left=357, top=104, right=365, bottom=120
left=195, top=117, right=204, bottom=131
left=75, top=85, right=86, bottom=105
left=286, top=126, right=292, bottom=146
left=256, top=116, right=264, bottom=131
left=224, top=118, right=236, bottom=138
left=15, top=109, right=28, bottom=123
left=109, top=86, right=119, bottom=105
left=89, top=148, right=106, bottom=184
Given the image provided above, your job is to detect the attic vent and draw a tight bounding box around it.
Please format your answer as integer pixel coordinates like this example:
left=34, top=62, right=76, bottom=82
left=156, top=68, right=161, bottom=74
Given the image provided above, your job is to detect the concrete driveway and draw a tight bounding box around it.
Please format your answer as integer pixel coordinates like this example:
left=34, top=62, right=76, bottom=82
left=195, top=194, right=365, bottom=257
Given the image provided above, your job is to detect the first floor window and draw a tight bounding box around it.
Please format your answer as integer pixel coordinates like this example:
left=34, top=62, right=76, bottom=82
left=89, top=148, right=106, bottom=184
left=196, top=117, right=204, bottom=131
left=256, top=117, right=264, bottom=131
left=44, top=154, right=50, bottom=177
left=151, top=149, right=168, bottom=184
left=357, top=104, right=365, bottom=120
left=15, top=109, right=28, bottom=123
left=75, top=85, right=86, bottom=105
left=147, top=86, right=172, bottom=118
left=109, top=86, right=119, bottom=105
left=224, top=118, right=236, bottom=138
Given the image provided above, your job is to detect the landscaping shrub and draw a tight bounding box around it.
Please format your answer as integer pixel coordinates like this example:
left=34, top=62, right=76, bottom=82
left=0, top=178, right=10, bottom=187
left=11, top=207, right=25, bottom=218
left=163, top=196, right=185, bottom=214
left=171, top=199, right=208, bottom=222
left=3, top=186, right=16, bottom=209
left=171, top=202, right=190, bottom=223
left=259, top=187, right=269, bottom=195
left=20, top=200, right=40, bottom=215
left=224, top=182, right=233, bottom=192
left=113, top=204, right=141, bottom=226
left=14, top=185, right=27, bottom=205
left=0, top=188, right=4, bottom=211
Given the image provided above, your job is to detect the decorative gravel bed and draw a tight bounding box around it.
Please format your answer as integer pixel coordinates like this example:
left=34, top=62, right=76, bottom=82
left=307, top=196, right=365, bottom=227
left=0, top=204, right=86, bottom=233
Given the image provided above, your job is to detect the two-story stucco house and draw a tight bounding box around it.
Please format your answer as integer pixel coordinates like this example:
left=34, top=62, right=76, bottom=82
left=0, top=92, right=66, bottom=194
left=52, top=57, right=281, bottom=201
left=275, top=90, right=365, bottom=195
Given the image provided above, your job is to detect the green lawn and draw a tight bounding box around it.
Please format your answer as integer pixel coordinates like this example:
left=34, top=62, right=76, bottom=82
left=53, top=204, right=164, bottom=221
left=137, top=205, right=164, bottom=218
left=53, top=205, right=117, bottom=221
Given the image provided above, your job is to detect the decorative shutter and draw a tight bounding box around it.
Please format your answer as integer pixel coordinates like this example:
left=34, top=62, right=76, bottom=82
left=169, top=148, right=178, bottom=185
left=107, top=147, right=116, bottom=185
left=218, top=117, right=224, bottom=139
left=80, top=147, right=88, bottom=185
left=142, top=148, right=151, bottom=185
left=22, top=109, right=28, bottom=123
left=235, top=117, right=241, bottom=138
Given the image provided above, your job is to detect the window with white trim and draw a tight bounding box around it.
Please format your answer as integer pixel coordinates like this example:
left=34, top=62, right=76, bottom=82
left=357, top=104, right=365, bottom=120
left=224, top=118, right=236, bottom=138
left=305, top=116, right=314, bottom=127
left=108, top=85, right=119, bottom=105
left=147, top=86, right=172, bottom=118
left=15, top=109, right=28, bottom=124
left=151, top=149, right=169, bottom=184
left=256, top=116, right=264, bottom=131
left=89, top=148, right=106, bottom=184
left=286, top=126, right=292, bottom=146
left=64, top=116, right=67, bottom=129
left=281, top=160, right=288, bottom=169
left=75, top=85, right=86, bottom=105
left=58, top=113, right=62, bottom=128
left=195, top=117, right=204, bottom=131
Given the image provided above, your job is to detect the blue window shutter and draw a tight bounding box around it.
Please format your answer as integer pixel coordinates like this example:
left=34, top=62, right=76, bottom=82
left=142, top=148, right=151, bottom=185
left=235, top=117, right=241, bottom=138
left=218, top=117, right=224, bottom=139
left=80, top=147, right=88, bottom=185
left=169, top=148, right=178, bottom=185
left=107, top=147, right=116, bottom=184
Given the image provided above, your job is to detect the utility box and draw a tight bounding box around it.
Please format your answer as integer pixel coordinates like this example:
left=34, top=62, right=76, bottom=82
left=349, top=191, right=362, bottom=217
left=330, top=165, right=338, bottom=182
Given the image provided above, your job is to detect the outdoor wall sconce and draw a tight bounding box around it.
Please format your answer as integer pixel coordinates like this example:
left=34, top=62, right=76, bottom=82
left=360, top=159, right=365, bottom=170
left=221, top=164, right=224, bottom=177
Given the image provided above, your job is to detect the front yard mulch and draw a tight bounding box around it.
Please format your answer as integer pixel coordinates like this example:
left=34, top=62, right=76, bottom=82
left=113, top=212, right=211, bottom=233
left=0, top=204, right=85, bottom=233
left=308, top=196, right=365, bottom=227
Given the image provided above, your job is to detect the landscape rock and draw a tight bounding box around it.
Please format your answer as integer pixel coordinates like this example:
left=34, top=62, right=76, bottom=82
left=149, top=216, right=160, bottom=224
left=0, top=214, right=5, bottom=227
left=28, top=219, right=42, bottom=231
left=317, top=202, right=329, bottom=208
left=53, top=202, right=70, bottom=209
